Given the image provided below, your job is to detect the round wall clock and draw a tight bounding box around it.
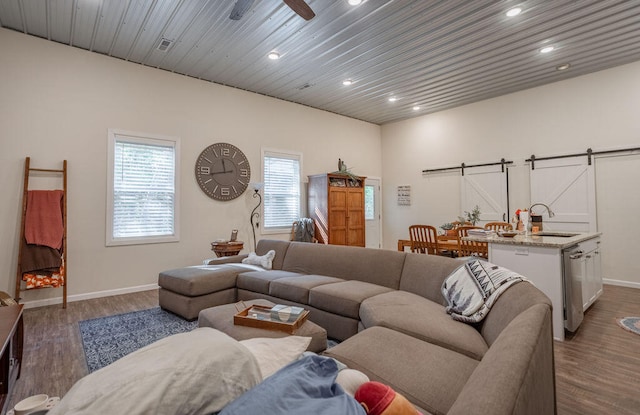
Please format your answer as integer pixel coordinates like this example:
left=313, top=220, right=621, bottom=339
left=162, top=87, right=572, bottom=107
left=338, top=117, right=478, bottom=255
left=195, top=142, right=251, bottom=201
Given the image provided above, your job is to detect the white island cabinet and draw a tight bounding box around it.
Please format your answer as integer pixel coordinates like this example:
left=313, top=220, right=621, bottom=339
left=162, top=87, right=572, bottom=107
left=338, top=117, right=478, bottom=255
left=466, top=232, right=602, bottom=341
left=576, top=237, right=603, bottom=311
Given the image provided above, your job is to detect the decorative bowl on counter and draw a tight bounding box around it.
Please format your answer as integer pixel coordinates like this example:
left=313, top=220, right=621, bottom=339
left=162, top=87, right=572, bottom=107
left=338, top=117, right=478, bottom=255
left=498, top=231, right=519, bottom=238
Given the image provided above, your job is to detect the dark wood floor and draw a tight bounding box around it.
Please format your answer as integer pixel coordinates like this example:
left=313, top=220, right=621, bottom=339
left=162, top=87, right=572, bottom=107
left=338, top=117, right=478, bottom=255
left=8, top=285, right=640, bottom=414
left=8, top=289, right=159, bottom=409
left=554, top=284, right=640, bottom=415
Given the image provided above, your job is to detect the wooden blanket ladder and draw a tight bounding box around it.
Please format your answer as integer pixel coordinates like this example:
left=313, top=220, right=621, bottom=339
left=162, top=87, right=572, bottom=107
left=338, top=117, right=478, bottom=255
left=15, top=157, right=68, bottom=308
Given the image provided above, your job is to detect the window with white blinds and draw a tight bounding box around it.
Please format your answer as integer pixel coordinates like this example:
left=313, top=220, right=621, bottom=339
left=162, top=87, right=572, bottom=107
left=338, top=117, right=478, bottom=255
left=107, top=130, right=180, bottom=246
left=263, top=150, right=302, bottom=230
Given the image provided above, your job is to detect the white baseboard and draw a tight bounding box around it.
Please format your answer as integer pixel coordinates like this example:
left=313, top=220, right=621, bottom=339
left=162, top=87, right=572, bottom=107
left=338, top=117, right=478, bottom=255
left=603, top=278, right=640, bottom=290
left=21, top=284, right=159, bottom=309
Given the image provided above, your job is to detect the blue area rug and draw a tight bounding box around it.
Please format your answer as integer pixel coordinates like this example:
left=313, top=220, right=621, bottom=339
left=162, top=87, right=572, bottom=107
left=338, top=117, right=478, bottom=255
left=618, top=317, right=640, bottom=336
left=79, top=307, right=198, bottom=372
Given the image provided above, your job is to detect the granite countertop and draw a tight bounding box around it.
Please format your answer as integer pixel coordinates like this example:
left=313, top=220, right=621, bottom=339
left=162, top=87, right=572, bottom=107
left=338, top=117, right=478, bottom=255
left=464, top=231, right=602, bottom=249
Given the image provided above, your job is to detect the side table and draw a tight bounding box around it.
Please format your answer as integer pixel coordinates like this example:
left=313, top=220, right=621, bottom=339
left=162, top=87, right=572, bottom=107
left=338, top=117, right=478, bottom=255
left=0, top=304, right=23, bottom=415
left=210, top=241, right=244, bottom=257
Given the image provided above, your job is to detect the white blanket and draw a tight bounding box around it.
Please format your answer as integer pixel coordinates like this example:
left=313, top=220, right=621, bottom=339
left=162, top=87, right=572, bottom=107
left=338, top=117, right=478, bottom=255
left=48, top=328, right=262, bottom=415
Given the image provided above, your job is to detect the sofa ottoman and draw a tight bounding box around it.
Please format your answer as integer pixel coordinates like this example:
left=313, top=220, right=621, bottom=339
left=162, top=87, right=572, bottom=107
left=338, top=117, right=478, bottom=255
left=198, top=299, right=328, bottom=353
left=159, top=265, right=241, bottom=320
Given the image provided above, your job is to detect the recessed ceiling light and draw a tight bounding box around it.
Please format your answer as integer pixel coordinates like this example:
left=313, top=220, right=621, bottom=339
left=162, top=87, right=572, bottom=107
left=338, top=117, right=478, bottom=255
left=267, top=51, right=280, bottom=60
left=540, top=46, right=555, bottom=54
left=556, top=63, right=571, bottom=71
left=506, top=7, right=522, bottom=17
left=348, top=0, right=363, bottom=5
left=342, top=79, right=353, bottom=86
left=388, top=97, right=398, bottom=102
left=412, top=105, right=421, bottom=111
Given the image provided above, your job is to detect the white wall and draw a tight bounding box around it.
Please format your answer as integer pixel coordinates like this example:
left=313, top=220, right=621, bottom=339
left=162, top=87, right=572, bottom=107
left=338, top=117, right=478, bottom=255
left=382, top=60, right=640, bottom=286
left=0, top=29, right=381, bottom=305
left=3, top=26, right=638, bottom=303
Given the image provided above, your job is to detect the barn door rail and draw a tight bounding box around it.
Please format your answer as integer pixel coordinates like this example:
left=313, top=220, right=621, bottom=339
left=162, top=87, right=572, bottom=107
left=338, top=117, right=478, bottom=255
left=527, top=146, right=640, bottom=170
left=422, top=158, right=513, bottom=176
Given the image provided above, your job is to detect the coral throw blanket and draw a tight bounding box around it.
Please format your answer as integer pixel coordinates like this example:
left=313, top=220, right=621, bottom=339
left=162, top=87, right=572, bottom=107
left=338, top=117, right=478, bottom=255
left=25, top=189, right=64, bottom=250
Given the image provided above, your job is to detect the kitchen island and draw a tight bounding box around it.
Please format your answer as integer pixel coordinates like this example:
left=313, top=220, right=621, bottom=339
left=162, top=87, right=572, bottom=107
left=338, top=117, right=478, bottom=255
left=466, top=231, right=602, bottom=341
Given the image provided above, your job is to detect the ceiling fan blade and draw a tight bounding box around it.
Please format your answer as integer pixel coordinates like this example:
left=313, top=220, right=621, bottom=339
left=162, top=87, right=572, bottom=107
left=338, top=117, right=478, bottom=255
left=283, top=0, right=315, bottom=20
left=229, top=0, right=256, bottom=20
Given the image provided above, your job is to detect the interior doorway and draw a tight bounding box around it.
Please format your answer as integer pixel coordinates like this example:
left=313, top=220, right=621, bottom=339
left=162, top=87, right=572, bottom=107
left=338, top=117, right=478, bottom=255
left=365, top=177, right=381, bottom=249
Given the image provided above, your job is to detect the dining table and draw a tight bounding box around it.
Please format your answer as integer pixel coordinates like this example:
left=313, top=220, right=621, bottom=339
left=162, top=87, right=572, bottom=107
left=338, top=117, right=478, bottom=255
left=397, top=235, right=460, bottom=253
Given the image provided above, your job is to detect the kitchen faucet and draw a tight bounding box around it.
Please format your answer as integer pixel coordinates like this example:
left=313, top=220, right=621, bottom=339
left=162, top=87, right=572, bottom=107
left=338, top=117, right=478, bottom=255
left=529, top=203, right=555, bottom=218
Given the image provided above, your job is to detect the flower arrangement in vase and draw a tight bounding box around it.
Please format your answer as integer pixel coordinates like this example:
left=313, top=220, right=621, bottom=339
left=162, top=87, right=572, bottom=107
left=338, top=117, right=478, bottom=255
left=458, top=205, right=481, bottom=226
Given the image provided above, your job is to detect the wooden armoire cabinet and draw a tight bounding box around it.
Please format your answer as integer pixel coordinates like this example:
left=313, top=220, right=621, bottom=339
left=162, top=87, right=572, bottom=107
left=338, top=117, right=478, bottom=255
left=308, top=173, right=366, bottom=246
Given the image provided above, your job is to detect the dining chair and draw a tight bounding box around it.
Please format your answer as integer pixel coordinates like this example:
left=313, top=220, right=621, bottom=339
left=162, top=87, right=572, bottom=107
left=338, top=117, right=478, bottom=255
left=456, top=226, right=489, bottom=259
left=409, top=225, right=439, bottom=255
left=484, top=222, right=513, bottom=232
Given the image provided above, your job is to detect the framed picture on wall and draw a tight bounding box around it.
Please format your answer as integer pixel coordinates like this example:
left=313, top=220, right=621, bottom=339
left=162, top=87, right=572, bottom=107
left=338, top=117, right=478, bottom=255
left=397, top=185, right=411, bottom=206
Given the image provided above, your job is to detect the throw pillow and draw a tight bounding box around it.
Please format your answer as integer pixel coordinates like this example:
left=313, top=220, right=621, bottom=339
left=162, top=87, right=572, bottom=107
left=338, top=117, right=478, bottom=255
left=336, top=368, right=370, bottom=397
left=242, top=250, right=276, bottom=269
left=239, top=335, right=311, bottom=379
left=441, top=259, right=529, bottom=323
left=355, top=381, right=422, bottom=415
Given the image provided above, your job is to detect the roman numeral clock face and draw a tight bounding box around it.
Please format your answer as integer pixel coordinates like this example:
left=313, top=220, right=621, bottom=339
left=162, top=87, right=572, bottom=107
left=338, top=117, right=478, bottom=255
left=195, top=143, right=251, bottom=201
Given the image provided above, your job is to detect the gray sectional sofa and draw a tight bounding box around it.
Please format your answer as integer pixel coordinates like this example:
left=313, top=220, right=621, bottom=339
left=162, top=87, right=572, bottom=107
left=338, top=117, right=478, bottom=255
left=158, top=240, right=556, bottom=415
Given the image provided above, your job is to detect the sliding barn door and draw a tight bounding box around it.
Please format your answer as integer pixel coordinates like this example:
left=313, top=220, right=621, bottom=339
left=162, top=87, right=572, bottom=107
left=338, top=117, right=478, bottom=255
left=460, top=165, right=509, bottom=226
left=529, top=156, right=597, bottom=232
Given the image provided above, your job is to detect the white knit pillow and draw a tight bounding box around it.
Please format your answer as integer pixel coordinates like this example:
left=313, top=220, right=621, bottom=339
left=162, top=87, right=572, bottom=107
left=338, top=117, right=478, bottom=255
left=241, top=250, right=276, bottom=269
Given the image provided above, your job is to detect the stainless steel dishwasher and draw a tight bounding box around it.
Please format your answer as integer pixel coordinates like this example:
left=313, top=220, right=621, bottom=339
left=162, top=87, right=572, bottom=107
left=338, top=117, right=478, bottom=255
left=563, top=245, right=585, bottom=332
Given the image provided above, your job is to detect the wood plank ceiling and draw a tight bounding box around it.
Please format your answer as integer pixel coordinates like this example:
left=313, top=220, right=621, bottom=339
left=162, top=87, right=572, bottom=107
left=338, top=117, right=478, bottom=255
left=1, top=0, right=639, bottom=125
